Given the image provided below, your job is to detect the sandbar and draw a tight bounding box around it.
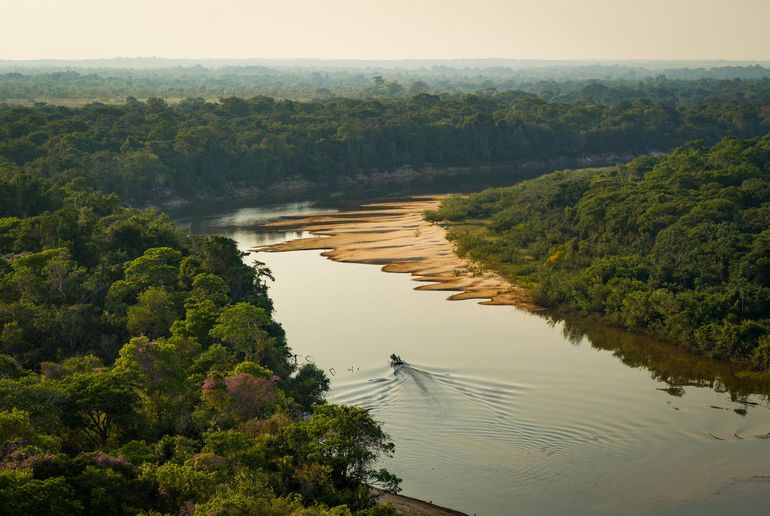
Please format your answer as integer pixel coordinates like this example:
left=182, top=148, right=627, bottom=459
left=254, top=196, right=536, bottom=310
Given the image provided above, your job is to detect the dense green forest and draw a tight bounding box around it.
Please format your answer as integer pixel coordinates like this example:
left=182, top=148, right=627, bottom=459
left=2, top=72, right=770, bottom=511
left=1, top=81, right=769, bottom=206
left=428, top=134, right=770, bottom=367
left=0, top=176, right=400, bottom=514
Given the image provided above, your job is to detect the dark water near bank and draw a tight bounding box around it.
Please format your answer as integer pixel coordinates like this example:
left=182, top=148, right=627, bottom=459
left=176, top=198, right=770, bottom=516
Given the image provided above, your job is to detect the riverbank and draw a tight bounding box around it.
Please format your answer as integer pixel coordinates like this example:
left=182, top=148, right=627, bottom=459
left=185, top=194, right=770, bottom=515
left=255, top=196, right=536, bottom=309
left=159, top=154, right=634, bottom=211
left=373, top=489, right=467, bottom=516
left=252, top=195, right=770, bottom=389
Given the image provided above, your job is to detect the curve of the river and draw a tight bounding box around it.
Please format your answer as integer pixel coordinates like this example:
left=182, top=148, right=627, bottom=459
left=176, top=198, right=770, bottom=516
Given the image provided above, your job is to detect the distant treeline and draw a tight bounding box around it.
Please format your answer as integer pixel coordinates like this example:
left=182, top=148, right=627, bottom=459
left=1, top=64, right=770, bottom=101
left=1, top=84, right=769, bottom=205
left=428, top=134, right=770, bottom=368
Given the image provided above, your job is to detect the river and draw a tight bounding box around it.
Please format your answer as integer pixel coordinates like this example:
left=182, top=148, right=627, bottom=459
left=175, top=195, right=770, bottom=516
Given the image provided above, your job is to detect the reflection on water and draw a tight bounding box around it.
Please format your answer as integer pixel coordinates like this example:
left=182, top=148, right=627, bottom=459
left=556, top=315, right=770, bottom=403
left=177, top=198, right=770, bottom=516
left=174, top=201, right=338, bottom=234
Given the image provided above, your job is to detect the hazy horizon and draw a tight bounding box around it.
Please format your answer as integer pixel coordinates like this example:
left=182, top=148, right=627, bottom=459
left=3, top=57, right=770, bottom=70
left=5, top=0, right=770, bottom=61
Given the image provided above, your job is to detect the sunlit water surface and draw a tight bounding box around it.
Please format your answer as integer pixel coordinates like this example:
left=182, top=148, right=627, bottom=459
left=177, top=200, right=770, bottom=516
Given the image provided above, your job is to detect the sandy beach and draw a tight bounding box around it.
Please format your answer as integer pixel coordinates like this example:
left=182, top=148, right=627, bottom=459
left=254, top=196, right=535, bottom=310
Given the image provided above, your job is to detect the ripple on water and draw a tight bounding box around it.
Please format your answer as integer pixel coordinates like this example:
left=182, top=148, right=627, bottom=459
left=328, top=363, right=740, bottom=481
left=186, top=199, right=770, bottom=515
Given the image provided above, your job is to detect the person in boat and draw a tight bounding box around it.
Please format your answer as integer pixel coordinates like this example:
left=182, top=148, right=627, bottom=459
left=390, top=354, right=403, bottom=365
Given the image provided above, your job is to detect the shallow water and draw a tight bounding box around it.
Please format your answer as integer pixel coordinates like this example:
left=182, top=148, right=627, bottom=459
left=177, top=200, right=770, bottom=516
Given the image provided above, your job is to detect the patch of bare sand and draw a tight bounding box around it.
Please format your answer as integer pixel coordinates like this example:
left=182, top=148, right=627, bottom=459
left=254, top=196, right=536, bottom=310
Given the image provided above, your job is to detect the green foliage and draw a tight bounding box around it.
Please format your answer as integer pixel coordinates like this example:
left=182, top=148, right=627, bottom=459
left=0, top=471, right=83, bottom=515
left=434, top=134, right=770, bottom=366
left=116, top=440, right=155, bottom=466
left=40, top=355, right=103, bottom=380
left=114, top=336, right=192, bottom=433
left=123, top=247, right=182, bottom=289
left=0, top=354, right=24, bottom=378
left=0, top=174, right=398, bottom=513
left=126, top=287, right=178, bottom=338
left=1, top=85, right=769, bottom=208
left=0, top=408, right=36, bottom=443
left=192, top=473, right=325, bottom=516
left=2, top=64, right=770, bottom=106
left=210, top=303, right=271, bottom=360
left=286, top=363, right=331, bottom=412
left=275, top=404, right=401, bottom=509
left=59, top=370, right=142, bottom=449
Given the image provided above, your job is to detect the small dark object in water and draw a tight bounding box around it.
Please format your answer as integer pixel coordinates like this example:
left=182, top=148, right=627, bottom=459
left=389, top=354, right=404, bottom=366
left=656, top=385, right=685, bottom=397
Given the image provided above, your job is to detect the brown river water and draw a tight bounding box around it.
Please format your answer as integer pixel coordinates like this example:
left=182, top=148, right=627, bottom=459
left=176, top=197, right=770, bottom=516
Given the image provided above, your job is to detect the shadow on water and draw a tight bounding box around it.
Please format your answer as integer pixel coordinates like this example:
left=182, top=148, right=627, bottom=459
left=546, top=312, right=770, bottom=403
left=168, top=157, right=618, bottom=226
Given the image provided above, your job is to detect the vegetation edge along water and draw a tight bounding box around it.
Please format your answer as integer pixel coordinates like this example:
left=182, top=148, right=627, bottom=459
left=2, top=76, right=770, bottom=512
left=0, top=174, right=403, bottom=514
left=426, top=133, right=770, bottom=374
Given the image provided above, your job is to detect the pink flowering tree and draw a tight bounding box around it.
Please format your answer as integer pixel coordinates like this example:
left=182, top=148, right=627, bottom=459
left=199, top=372, right=278, bottom=427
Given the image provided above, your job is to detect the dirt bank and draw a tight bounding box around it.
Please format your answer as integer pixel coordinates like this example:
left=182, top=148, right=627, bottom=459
left=373, top=488, right=468, bottom=515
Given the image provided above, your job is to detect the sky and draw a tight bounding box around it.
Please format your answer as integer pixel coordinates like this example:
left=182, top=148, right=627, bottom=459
left=3, top=0, right=770, bottom=61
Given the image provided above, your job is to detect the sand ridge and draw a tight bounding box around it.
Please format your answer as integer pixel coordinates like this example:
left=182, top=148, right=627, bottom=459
left=253, top=196, right=536, bottom=310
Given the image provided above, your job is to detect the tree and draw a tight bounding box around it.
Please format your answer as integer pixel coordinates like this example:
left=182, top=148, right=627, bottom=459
left=190, top=273, right=230, bottom=305
left=407, top=81, right=430, bottom=96
left=11, top=248, right=84, bottom=305
left=277, top=405, right=400, bottom=509
left=384, top=81, right=404, bottom=98
left=190, top=343, right=235, bottom=376
left=209, top=303, right=271, bottom=360
left=192, top=471, right=324, bottom=516
left=40, top=354, right=103, bottom=380
left=59, top=370, right=141, bottom=449
left=223, top=373, right=277, bottom=421
left=287, top=364, right=330, bottom=412
left=114, top=336, right=192, bottom=432
left=123, top=247, right=182, bottom=291
left=192, top=236, right=273, bottom=310
left=173, top=297, right=221, bottom=345
left=127, top=287, right=178, bottom=338
left=0, top=473, right=82, bottom=515
left=0, top=407, right=36, bottom=443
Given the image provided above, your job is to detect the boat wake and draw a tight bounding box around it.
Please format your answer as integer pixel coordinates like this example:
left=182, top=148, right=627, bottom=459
left=326, top=362, right=671, bottom=485
left=329, top=363, right=528, bottom=442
